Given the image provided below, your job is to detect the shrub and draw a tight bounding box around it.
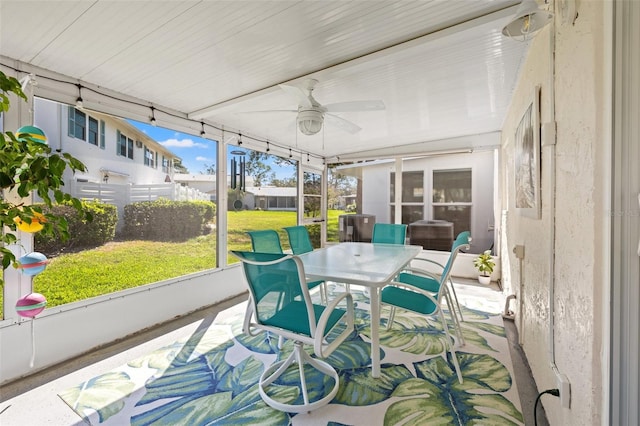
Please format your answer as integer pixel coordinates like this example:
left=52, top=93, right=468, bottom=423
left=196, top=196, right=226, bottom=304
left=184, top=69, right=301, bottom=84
left=122, top=198, right=216, bottom=241
left=35, top=200, right=117, bottom=254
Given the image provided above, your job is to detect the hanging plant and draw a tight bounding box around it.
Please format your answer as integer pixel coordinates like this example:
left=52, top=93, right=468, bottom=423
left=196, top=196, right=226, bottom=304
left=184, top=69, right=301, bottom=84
left=0, top=70, right=90, bottom=285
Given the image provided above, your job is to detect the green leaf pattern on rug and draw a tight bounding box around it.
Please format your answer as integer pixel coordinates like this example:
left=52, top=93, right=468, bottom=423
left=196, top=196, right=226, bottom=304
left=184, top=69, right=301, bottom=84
left=335, top=363, right=414, bottom=405
left=58, top=371, right=135, bottom=423
left=384, top=352, right=523, bottom=425
left=58, top=286, right=523, bottom=425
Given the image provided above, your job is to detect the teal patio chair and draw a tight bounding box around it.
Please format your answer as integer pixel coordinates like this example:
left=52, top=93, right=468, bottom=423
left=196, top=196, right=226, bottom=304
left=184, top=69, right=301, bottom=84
left=371, top=223, right=408, bottom=245
left=283, top=225, right=315, bottom=254
left=232, top=250, right=354, bottom=413
left=399, top=231, right=471, bottom=327
left=283, top=225, right=327, bottom=303
left=247, top=229, right=283, bottom=253
left=380, top=231, right=470, bottom=384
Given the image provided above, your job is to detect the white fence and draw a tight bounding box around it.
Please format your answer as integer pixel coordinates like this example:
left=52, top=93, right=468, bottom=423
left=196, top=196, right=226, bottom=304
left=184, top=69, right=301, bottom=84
left=69, top=181, right=211, bottom=231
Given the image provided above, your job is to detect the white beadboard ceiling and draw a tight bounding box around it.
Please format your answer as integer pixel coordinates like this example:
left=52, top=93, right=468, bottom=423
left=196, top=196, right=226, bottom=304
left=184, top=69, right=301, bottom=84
left=0, top=0, right=529, bottom=161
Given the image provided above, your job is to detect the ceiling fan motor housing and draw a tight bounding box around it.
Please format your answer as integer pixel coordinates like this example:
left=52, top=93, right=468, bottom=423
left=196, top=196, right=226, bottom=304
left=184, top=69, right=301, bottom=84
left=297, top=108, right=324, bottom=135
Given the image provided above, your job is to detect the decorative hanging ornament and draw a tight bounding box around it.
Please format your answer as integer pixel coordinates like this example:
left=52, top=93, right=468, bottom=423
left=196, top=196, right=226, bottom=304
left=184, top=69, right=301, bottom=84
left=15, top=125, right=48, bottom=145
left=13, top=212, right=46, bottom=233
left=16, top=293, right=47, bottom=368
left=17, top=252, right=49, bottom=276
left=16, top=293, right=47, bottom=318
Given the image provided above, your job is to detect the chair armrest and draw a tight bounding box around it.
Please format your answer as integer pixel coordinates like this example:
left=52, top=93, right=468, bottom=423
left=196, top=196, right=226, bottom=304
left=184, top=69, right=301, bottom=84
left=314, top=292, right=354, bottom=358
left=411, top=257, right=446, bottom=272
left=384, top=280, right=440, bottom=307
left=402, top=267, right=440, bottom=281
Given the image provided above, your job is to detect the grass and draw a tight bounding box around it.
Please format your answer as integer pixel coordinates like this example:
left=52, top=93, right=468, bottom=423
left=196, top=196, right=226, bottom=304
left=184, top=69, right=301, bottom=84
left=1, top=210, right=352, bottom=318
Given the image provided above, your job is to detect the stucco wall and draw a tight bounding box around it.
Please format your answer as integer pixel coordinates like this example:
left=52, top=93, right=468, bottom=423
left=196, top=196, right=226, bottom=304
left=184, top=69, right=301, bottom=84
left=500, top=2, right=608, bottom=424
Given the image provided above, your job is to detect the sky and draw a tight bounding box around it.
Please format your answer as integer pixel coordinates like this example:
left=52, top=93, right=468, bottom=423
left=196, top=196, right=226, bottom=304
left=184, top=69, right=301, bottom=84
left=129, top=120, right=295, bottom=179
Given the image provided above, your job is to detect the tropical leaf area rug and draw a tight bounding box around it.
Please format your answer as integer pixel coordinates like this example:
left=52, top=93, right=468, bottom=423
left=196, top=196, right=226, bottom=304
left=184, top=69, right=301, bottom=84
left=59, top=283, right=524, bottom=426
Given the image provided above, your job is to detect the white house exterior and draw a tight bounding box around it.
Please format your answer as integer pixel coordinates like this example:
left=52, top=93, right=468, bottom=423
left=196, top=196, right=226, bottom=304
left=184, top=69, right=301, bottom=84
left=244, top=186, right=296, bottom=211
left=338, top=149, right=496, bottom=254
left=34, top=98, right=179, bottom=185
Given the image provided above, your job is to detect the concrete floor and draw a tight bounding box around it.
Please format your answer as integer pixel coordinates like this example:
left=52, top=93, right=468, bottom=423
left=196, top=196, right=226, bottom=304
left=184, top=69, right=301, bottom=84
left=0, top=283, right=549, bottom=425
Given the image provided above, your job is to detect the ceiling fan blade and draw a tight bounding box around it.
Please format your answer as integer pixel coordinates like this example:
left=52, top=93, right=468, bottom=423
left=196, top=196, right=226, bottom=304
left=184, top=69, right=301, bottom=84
left=324, top=100, right=385, bottom=112
left=234, top=109, right=297, bottom=115
left=278, top=84, right=312, bottom=108
left=325, top=113, right=362, bottom=134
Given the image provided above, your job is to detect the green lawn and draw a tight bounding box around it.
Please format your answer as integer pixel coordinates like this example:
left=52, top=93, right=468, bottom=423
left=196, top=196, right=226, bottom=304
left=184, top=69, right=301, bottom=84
left=0, top=209, right=351, bottom=318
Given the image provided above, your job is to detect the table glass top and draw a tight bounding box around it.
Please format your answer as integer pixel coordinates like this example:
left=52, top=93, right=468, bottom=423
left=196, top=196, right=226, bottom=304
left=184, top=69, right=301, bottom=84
left=298, top=242, right=422, bottom=286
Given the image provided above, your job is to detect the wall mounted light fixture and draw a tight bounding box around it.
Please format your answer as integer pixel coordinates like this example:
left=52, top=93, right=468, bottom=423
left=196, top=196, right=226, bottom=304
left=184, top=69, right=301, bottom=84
left=502, top=0, right=553, bottom=41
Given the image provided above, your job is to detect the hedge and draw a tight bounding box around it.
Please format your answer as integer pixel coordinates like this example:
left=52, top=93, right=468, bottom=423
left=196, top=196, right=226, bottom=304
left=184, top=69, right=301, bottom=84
left=35, top=200, right=118, bottom=254
left=122, top=199, right=216, bottom=241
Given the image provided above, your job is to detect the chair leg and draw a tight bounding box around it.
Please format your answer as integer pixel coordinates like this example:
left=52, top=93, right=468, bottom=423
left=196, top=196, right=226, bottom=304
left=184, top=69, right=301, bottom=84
left=258, top=341, right=340, bottom=413
left=386, top=306, right=396, bottom=330
left=447, top=279, right=464, bottom=322
left=437, top=308, right=463, bottom=384
left=443, top=288, right=465, bottom=346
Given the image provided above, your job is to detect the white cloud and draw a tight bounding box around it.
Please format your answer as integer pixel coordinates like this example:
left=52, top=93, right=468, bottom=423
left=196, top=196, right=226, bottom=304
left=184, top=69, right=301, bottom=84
left=195, top=156, right=214, bottom=162
left=159, top=138, right=207, bottom=148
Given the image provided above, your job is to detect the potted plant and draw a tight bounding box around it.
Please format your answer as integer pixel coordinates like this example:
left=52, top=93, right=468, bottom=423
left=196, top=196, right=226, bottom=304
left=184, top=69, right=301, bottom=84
left=473, top=250, right=495, bottom=285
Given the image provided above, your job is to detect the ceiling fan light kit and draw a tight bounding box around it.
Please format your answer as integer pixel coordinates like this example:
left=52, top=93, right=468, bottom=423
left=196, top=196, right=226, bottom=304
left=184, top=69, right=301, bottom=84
left=268, top=78, right=385, bottom=136
left=297, top=109, right=324, bottom=135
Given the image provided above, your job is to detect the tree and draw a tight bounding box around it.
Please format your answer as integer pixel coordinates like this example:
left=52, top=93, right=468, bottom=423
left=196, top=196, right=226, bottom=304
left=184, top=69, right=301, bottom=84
left=328, top=166, right=357, bottom=209
left=270, top=176, right=296, bottom=187
left=0, top=71, right=90, bottom=285
left=173, top=158, right=189, bottom=174
left=244, top=151, right=273, bottom=187
left=201, top=163, right=215, bottom=175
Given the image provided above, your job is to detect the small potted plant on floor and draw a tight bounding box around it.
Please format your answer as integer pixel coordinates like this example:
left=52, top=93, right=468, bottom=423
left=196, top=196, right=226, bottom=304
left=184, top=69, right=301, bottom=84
left=473, top=250, right=495, bottom=285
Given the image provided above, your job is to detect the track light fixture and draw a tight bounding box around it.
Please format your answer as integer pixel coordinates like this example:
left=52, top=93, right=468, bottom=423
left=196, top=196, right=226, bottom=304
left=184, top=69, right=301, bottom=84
left=307, top=153, right=310, bottom=162
left=200, top=121, right=206, bottom=137
left=150, top=107, right=157, bottom=126
left=289, top=148, right=292, bottom=158
left=75, top=84, right=83, bottom=109
left=238, top=133, right=242, bottom=146
left=266, top=141, right=270, bottom=152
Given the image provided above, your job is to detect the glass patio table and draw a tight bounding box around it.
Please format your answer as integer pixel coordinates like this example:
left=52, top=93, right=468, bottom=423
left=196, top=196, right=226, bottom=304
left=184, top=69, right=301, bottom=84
left=298, top=242, right=422, bottom=377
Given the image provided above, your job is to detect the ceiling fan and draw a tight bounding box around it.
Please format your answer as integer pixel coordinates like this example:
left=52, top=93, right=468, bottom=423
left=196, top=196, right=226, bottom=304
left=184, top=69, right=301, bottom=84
left=267, top=79, right=385, bottom=136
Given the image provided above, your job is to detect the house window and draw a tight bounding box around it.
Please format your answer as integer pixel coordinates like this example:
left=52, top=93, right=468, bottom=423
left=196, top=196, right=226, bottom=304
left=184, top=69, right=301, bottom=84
left=390, top=171, right=424, bottom=224
left=432, top=169, right=472, bottom=237
left=68, top=107, right=104, bottom=149
left=162, top=156, right=171, bottom=173
left=68, top=106, right=86, bottom=140
left=144, top=146, right=156, bottom=168
left=88, top=117, right=99, bottom=146
left=117, top=130, right=134, bottom=159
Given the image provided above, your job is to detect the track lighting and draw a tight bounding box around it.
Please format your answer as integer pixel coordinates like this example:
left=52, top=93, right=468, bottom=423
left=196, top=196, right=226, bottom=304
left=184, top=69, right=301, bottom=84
left=75, top=84, right=83, bottom=109
left=150, top=107, right=157, bottom=126
left=200, top=121, right=206, bottom=137
left=266, top=141, right=270, bottom=152
left=289, top=148, right=292, bottom=158
left=307, top=153, right=310, bottom=162
left=238, top=133, right=242, bottom=146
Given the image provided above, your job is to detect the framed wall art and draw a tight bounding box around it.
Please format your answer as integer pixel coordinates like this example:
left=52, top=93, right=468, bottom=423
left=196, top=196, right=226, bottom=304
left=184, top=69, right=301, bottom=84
left=514, top=85, right=541, bottom=219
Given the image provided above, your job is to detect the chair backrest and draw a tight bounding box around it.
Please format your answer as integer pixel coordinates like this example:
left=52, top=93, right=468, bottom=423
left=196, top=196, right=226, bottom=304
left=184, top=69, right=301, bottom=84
left=372, top=223, right=408, bottom=245
left=247, top=230, right=283, bottom=253
left=440, top=231, right=471, bottom=286
left=283, top=225, right=314, bottom=254
left=231, top=250, right=316, bottom=335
